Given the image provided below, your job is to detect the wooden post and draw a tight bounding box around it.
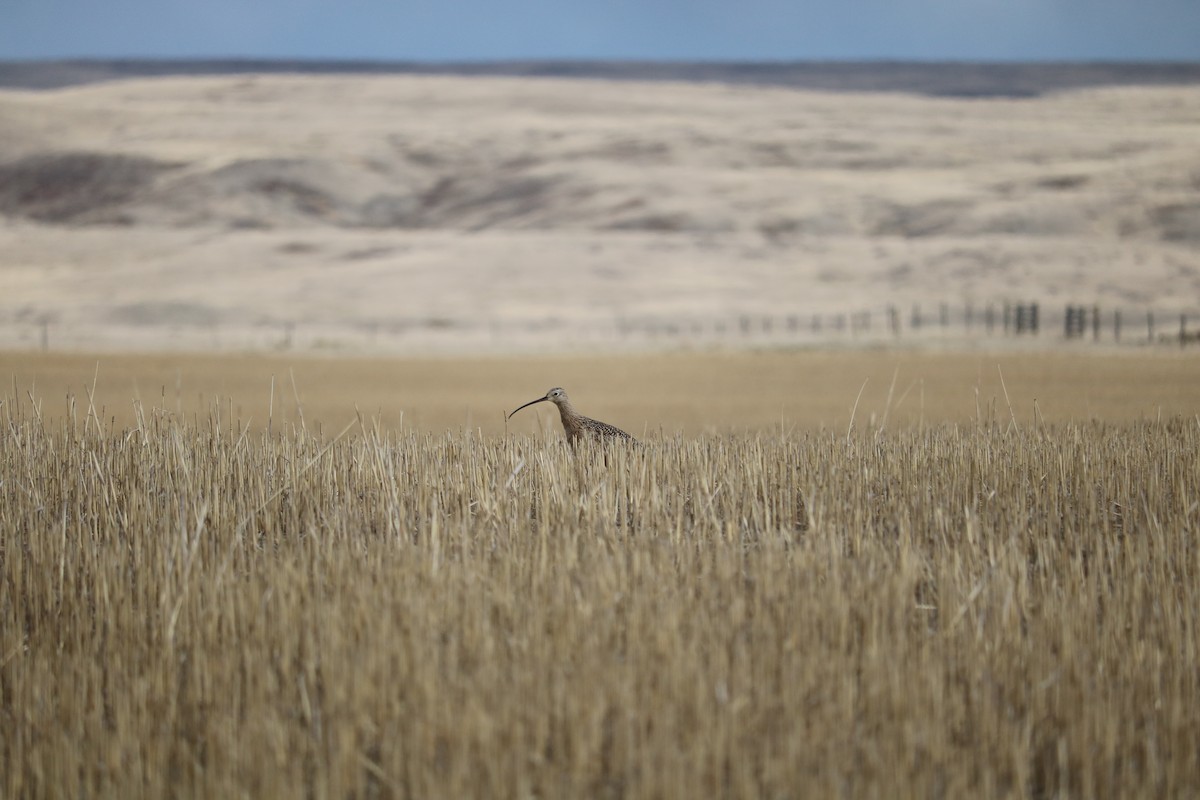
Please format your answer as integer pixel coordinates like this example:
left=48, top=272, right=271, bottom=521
left=888, top=305, right=900, bottom=337
left=1182, top=314, right=1188, bottom=348
left=1147, top=310, right=1155, bottom=342
left=1003, top=303, right=1011, bottom=335
left=1031, top=303, right=1039, bottom=335
left=1113, top=309, right=1121, bottom=343
left=1092, top=305, right=1100, bottom=341
left=985, top=304, right=995, bottom=335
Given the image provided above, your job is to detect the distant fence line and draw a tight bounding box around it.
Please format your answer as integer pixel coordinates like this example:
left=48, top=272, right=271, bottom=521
left=614, top=302, right=1197, bottom=347
left=13, top=301, right=1200, bottom=352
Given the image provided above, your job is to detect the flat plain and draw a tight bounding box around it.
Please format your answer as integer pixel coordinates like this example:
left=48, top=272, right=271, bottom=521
left=3, top=348, right=1199, bottom=435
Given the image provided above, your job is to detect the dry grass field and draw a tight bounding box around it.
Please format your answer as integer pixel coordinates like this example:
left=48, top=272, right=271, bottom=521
left=3, top=66, right=1200, bottom=796
left=4, top=348, right=1199, bottom=436
left=2, top=349, right=1199, bottom=797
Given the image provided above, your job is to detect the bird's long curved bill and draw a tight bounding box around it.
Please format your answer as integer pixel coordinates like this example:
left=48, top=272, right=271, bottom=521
left=507, top=396, right=548, bottom=420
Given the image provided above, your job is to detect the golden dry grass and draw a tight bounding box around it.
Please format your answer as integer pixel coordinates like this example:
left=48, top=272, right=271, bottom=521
left=2, top=350, right=1199, bottom=797
left=4, top=348, right=1200, bottom=436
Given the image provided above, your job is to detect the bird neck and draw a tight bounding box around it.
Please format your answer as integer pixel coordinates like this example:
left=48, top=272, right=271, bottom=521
left=554, top=399, right=578, bottom=424
left=556, top=403, right=589, bottom=441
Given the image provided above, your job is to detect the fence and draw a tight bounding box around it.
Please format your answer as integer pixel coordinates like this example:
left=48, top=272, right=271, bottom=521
left=9, top=302, right=1200, bottom=353
left=613, top=302, right=1198, bottom=348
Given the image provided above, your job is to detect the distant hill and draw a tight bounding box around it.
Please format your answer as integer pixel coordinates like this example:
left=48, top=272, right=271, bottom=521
left=2, top=58, right=1200, bottom=97
left=3, top=68, right=1199, bottom=353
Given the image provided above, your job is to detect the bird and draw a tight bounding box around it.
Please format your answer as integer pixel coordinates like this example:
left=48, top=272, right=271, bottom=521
left=508, top=387, right=634, bottom=444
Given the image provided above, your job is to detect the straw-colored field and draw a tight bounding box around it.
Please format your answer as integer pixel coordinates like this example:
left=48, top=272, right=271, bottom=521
left=4, top=348, right=1199, bottom=436
left=2, top=349, right=1199, bottom=796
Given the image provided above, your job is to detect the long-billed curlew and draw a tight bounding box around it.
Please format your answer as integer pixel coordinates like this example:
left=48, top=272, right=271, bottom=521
left=508, top=387, right=634, bottom=443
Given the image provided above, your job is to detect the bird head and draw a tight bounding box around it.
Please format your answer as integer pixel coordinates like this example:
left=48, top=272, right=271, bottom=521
left=508, top=387, right=568, bottom=419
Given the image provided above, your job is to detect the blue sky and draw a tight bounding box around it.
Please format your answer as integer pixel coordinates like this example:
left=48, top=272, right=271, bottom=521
left=3, top=0, right=1199, bottom=62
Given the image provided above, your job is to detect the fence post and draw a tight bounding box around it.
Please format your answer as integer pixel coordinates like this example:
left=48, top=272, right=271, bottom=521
left=985, top=304, right=995, bottom=335
left=1003, top=303, right=1012, bottom=335
left=1092, top=305, right=1100, bottom=341
left=1113, top=310, right=1121, bottom=343
left=911, top=305, right=921, bottom=331
left=1182, top=314, right=1188, bottom=348
left=888, top=305, right=900, bottom=337
left=1147, top=311, right=1155, bottom=342
left=1030, top=303, right=1039, bottom=335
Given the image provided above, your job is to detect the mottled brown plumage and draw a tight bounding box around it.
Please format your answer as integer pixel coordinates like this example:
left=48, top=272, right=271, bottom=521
left=508, top=387, right=634, bottom=444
